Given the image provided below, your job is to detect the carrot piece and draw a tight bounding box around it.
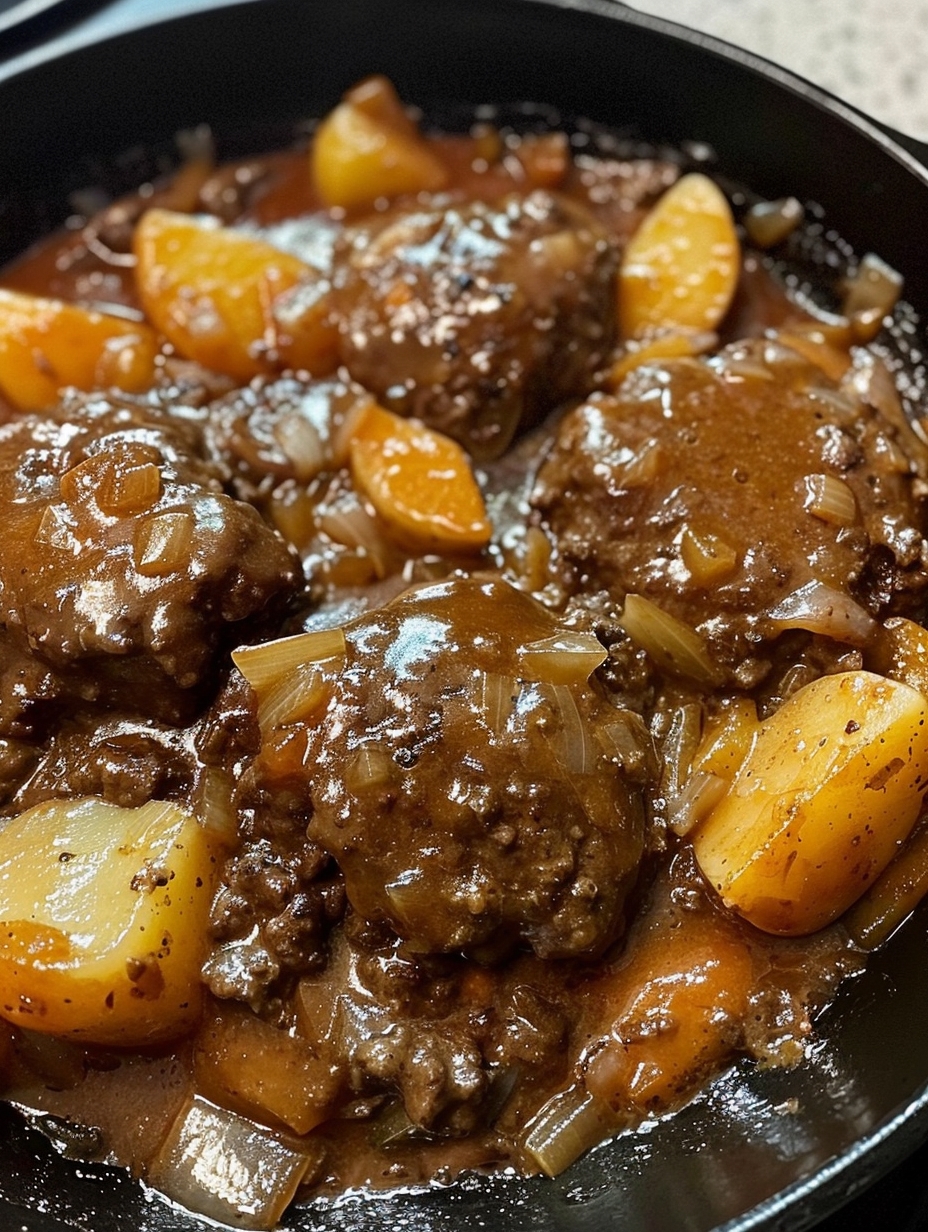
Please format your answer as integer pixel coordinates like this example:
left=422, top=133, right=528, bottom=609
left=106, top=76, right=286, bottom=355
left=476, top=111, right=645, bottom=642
left=133, top=208, right=337, bottom=381
left=618, top=172, right=739, bottom=339
left=349, top=403, right=492, bottom=553
left=311, top=77, right=448, bottom=211
left=0, top=288, right=158, bottom=410
left=583, top=911, right=754, bottom=1115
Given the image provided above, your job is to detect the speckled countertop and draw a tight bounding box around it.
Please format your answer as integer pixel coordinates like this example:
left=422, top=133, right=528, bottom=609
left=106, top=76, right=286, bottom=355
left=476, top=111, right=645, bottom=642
left=637, top=0, right=928, bottom=141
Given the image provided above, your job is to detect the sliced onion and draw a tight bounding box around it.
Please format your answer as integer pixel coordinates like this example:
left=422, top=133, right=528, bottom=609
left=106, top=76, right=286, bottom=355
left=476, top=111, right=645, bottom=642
left=193, top=766, right=238, bottom=845
left=473, top=670, right=518, bottom=738
left=596, top=710, right=656, bottom=782
left=344, top=742, right=395, bottom=793
left=147, top=1094, right=321, bottom=1230
left=98, top=461, right=162, bottom=515
left=518, top=631, right=607, bottom=684
left=801, top=473, right=858, bottom=526
left=232, top=628, right=346, bottom=693
left=767, top=579, right=876, bottom=646
left=257, top=659, right=334, bottom=732
left=315, top=492, right=392, bottom=578
left=522, top=1083, right=622, bottom=1178
left=680, top=526, right=738, bottom=586
left=541, top=682, right=594, bottom=776
left=657, top=701, right=703, bottom=804
left=620, top=593, right=724, bottom=686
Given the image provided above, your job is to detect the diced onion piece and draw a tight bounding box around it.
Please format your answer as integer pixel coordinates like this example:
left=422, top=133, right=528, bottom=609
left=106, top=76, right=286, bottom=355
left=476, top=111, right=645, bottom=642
left=767, top=578, right=876, bottom=646
left=801, top=473, right=858, bottom=526
left=193, top=766, right=239, bottom=845
left=315, top=490, right=394, bottom=578
left=522, top=1084, right=622, bottom=1178
left=620, top=593, right=724, bottom=686
left=618, top=173, right=740, bottom=338
left=257, top=659, right=334, bottom=733
left=743, top=196, right=804, bottom=248
left=0, top=798, right=219, bottom=1044
left=311, top=77, right=448, bottom=211
left=680, top=526, right=738, bottom=585
left=518, top=632, right=606, bottom=684
left=345, top=742, right=395, bottom=794
left=596, top=710, right=656, bottom=782
left=692, top=671, right=928, bottom=935
left=134, top=510, right=194, bottom=577
left=844, top=824, right=928, bottom=950
left=0, top=288, right=158, bottom=410
left=232, top=628, right=347, bottom=694
left=775, top=328, right=851, bottom=382
left=691, top=697, right=759, bottom=780
left=97, top=460, right=162, bottom=516
left=148, top=1094, right=320, bottom=1230
left=349, top=403, right=491, bottom=553
left=842, top=253, right=903, bottom=341
left=272, top=412, right=326, bottom=483
left=658, top=702, right=704, bottom=804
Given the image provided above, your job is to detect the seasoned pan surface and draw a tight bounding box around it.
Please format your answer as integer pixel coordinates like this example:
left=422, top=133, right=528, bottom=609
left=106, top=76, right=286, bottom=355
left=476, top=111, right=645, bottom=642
left=1, top=3, right=928, bottom=1230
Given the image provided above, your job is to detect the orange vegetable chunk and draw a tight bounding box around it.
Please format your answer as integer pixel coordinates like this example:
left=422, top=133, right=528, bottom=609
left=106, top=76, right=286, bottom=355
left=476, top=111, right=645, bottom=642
left=311, top=76, right=448, bottom=211
left=0, top=288, right=158, bottom=410
left=618, top=172, right=739, bottom=338
left=349, top=403, right=491, bottom=553
left=133, top=208, right=337, bottom=381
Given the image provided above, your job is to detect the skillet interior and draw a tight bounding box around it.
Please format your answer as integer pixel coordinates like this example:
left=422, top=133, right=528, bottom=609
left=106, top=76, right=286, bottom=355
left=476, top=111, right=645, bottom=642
left=1, top=1, right=928, bottom=1229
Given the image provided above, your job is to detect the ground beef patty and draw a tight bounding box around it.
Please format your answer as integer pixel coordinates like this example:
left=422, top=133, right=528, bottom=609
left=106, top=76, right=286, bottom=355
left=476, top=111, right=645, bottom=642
left=0, top=389, right=299, bottom=705
left=532, top=340, right=928, bottom=688
left=332, top=190, right=618, bottom=460
left=304, top=575, right=652, bottom=961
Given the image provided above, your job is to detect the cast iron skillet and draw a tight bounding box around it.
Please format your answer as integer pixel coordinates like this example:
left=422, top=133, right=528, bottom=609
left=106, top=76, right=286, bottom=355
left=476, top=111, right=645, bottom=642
left=1, top=1, right=928, bottom=1229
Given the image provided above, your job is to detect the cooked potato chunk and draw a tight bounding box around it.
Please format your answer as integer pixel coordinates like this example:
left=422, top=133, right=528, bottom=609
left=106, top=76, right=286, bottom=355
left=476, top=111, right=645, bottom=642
left=0, top=797, right=220, bottom=1044
left=311, top=76, right=448, bottom=210
left=133, top=208, right=337, bottom=381
left=618, top=172, right=739, bottom=338
left=692, top=671, right=928, bottom=935
left=0, top=289, right=158, bottom=410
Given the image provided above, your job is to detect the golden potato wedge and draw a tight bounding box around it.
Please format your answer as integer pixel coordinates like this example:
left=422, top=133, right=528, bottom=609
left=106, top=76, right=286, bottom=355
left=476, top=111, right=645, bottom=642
left=311, top=77, right=448, bottom=211
left=133, top=208, right=337, bottom=381
left=618, top=172, right=739, bottom=338
left=0, top=797, right=221, bottom=1045
left=692, top=671, right=928, bottom=935
left=0, top=288, right=158, bottom=410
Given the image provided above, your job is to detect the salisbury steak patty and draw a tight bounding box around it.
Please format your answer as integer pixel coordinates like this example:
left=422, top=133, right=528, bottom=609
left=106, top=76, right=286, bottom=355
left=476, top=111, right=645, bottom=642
left=304, top=575, right=652, bottom=960
left=333, top=190, right=618, bottom=460
left=0, top=389, right=298, bottom=698
left=532, top=340, right=928, bottom=686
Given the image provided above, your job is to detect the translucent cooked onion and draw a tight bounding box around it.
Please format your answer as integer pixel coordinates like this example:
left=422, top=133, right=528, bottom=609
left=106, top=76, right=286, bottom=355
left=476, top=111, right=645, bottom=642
left=743, top=196, right=804, bottom=249
left=133, top=510, right=194, bottom=577
left=666, top=769, right=729, bottom=837
left=522, top=1083, right=622, bottom=1178
left=232, top=628, right=347, bottom=694
left=680, top=525, right=738, bottom=586
left=257, top=659, right=334, bottom=732
left=596, top=710, right=656, bottom=780
left=315, top=492, right=392, bottom=578
left=272, top=411, right=326, bottom=482
left=801, top=473, right=858, bottom=526
left=768, top=579, right=876, bottom=646
left=842, top=253, right=903, bottom=341
left=473, top=669, right=518, bottom=738
left=147, top=1094, right=321, bottom=1230
left=518, top=631, right=607, bottom=684
left=620, top=593, right=724, bottom=686
left=193, top=765, right=238, bottom=844
left=657, top=701, right=703, bottom=804
left=541, top=682, right=594, bottom=776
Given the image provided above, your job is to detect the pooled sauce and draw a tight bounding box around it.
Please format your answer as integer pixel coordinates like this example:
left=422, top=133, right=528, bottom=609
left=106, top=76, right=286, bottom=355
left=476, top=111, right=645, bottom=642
left=0, top=75, right=924, bottom=1229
